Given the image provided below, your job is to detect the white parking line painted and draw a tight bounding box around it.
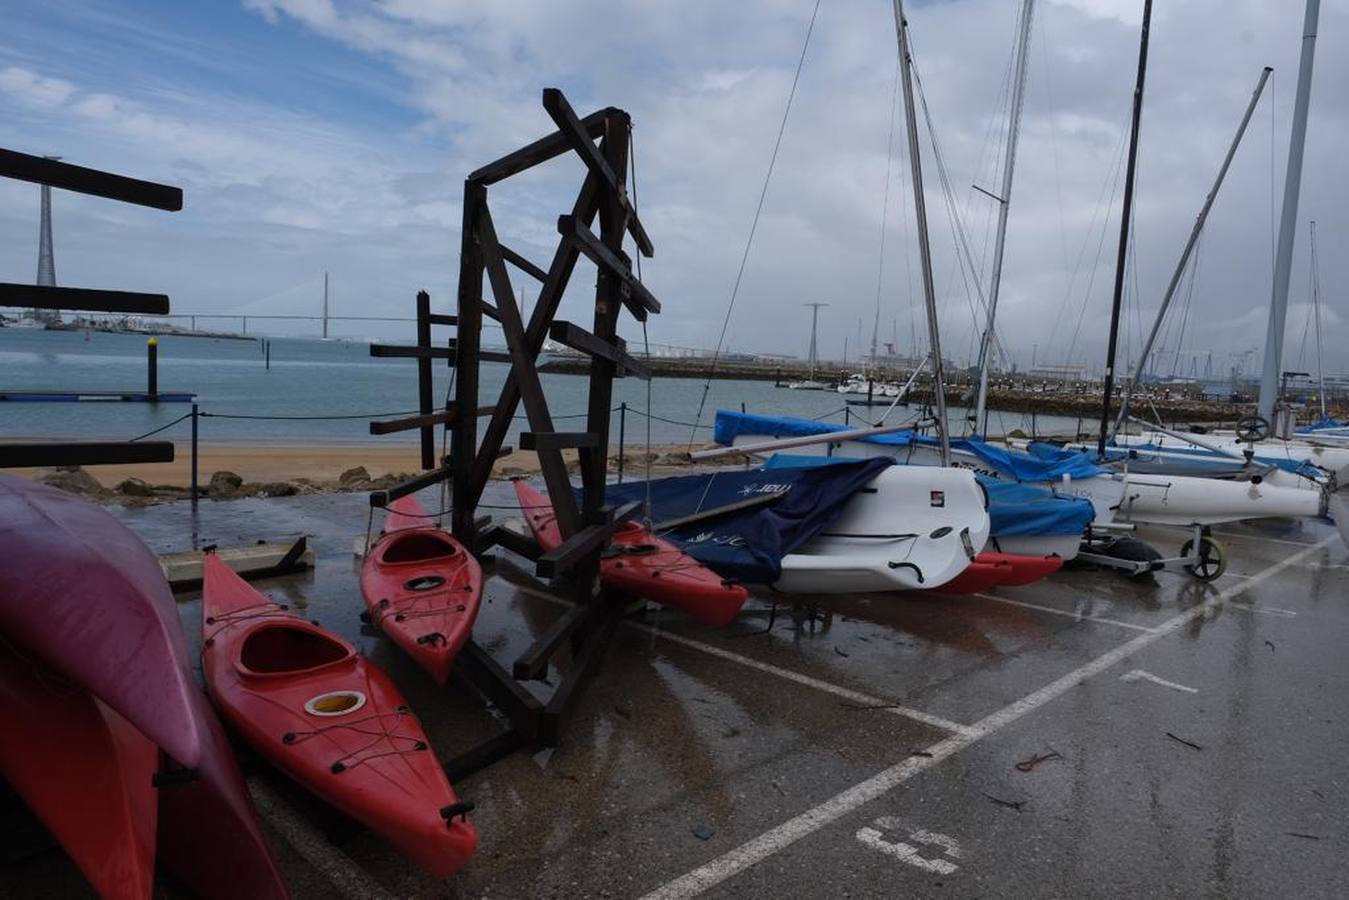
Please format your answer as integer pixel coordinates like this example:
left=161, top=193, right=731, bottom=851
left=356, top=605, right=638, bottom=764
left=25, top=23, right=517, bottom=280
left=1120, top=669, right=1198, bottom=693
left=511, top=576, right=976, bottom=737
left=970, top=592, right=1156, bottom=633
left=639, top=533, right=1339, bottom=900
left=626, top=621, right=978, bottom=737
left=1228, top=602, right=1298, bottom=618
left=248, top=779, right=394, bottom=900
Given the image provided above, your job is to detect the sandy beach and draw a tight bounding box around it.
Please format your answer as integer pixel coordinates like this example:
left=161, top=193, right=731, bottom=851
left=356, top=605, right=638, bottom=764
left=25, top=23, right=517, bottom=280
left=10, top=440, right=710, bottom=491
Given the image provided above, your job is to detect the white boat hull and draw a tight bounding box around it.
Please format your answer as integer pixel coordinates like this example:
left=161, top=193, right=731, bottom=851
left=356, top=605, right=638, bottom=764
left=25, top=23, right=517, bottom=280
left=1130, top=431, right=1349, bottom=483
left=775, top=465, right=989, bottom=593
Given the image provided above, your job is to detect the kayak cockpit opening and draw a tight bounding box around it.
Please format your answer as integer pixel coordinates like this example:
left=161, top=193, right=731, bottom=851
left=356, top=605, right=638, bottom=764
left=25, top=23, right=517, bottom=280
left=382, top=532, right=458, bottom=564
left=238, top=624, right=353, bottom=676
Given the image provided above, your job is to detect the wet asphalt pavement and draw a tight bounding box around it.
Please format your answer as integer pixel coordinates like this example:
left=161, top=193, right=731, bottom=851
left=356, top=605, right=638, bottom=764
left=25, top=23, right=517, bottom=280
left=4, top=482, right=1347, bottom=899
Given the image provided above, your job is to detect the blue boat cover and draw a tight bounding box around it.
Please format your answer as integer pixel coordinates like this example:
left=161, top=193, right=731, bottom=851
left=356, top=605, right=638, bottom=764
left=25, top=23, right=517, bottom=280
left=764, top=454, right=1095, bottom=537
left=1297, top=417, right=1345, bottom=432
left=601, top=458, right=894, bottom=583
left=714, top=410, right=1107, bottom=481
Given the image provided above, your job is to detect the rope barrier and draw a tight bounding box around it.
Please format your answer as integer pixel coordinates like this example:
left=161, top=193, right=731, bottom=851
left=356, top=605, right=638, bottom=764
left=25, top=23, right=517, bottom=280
left=127, top=412, right=193, bottom=442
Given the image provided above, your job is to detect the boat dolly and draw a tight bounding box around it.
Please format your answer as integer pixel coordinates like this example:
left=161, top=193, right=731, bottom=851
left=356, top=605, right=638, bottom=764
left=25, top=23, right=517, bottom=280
left=1077, top=521, right=1227, bottom=581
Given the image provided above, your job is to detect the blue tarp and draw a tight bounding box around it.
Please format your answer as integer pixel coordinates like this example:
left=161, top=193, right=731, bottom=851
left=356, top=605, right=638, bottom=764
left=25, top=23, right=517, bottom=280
left=713, top=410, right=1107, bottom=482
left=764, top=453, right=1095, bottom=537
left=1297, top=417, right=1345, bottom=432
left=601, top=458, right=894, bottom=583
left=1092, top=441, right=1326, bottom=480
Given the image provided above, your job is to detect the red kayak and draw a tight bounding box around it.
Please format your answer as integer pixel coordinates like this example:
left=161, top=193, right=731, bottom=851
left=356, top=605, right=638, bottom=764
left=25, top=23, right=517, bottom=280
left=359, top=495, right=483, bottom=684
left=934, top=559, right=1013, bottom=595
left=0, top=475, right=202, bottom=766
left=513, top=480, right=749, bottom=627
left=203, top=553, right=477, bottom=878
left=0, top=637, right=157, bottom=900
left=156, top=684, right=290, bottom=900
left=976, top=551, right=1063, bottom=586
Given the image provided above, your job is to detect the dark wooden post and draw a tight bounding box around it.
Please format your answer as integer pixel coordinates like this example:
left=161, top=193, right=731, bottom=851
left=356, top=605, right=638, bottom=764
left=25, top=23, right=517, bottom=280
left=146, top=337, right=158, bottom=400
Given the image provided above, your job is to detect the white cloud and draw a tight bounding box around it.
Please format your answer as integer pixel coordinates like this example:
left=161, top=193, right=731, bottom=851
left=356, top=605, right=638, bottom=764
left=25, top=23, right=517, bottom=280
left=0, top=66, right=75, bottom=108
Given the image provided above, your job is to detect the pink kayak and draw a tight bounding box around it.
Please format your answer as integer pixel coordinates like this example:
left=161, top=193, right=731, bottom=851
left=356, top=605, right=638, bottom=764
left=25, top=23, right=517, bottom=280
left=0, top=475, right=203, bottom=766
left=156, top=685, right=290, bottom=900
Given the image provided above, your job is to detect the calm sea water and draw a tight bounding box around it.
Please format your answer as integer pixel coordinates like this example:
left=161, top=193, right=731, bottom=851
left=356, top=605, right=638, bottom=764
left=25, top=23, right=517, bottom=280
left=0, top=330, right=1082, bottom=446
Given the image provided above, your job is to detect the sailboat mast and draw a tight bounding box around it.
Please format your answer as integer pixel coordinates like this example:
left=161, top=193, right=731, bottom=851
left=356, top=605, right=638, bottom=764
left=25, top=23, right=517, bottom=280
left=1112, top=66, right=1272, bottom=437
left=973, top=0, right=1035, bottom=435
left=891, top=0, right=951, bottom=465
left=1310, top=219, right=1326, bottom=419
left=1097, top=0, right=1153, bottom=458
left=1258, top=0, right=1320, bottom=421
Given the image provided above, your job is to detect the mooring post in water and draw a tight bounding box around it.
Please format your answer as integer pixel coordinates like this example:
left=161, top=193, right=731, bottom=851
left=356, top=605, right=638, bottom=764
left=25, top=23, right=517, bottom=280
left=146, top=337, right=158, bottom=400
left=265, top=339, right=271, bottom=370
left=190, top=402, right=199, bottom=506
left=617, top=402, right=627, bottom=484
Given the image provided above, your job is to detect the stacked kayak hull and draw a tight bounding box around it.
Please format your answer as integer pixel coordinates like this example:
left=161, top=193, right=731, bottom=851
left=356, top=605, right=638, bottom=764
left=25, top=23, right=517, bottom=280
left=514, top=480, right=749, bottom=626
left=0, top=474, right=203, bottom=766
left=204, top=554, right=477, bottom=878
left=360, top=496, right=483, bottom=684
left=0, top=638, right=158, bottom=900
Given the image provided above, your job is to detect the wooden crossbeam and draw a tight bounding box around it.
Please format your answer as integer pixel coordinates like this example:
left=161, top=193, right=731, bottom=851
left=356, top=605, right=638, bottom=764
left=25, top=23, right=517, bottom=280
left=548, top=320, right=650, bottom=380
left=534, top=501, right=642, bottom=577
left=467, top=107, right=612, bottom=186
left=0, top=284, right=169, bottom=315
left=556, top=216, right=661, bottom=318
left=477, top=203, right=582, bottom=537
left=0, top=149, right=182, bottom=211
left=468, top=171, right=604, bottom=507
left=426, top=312, right=457, bottom=326
left=368, top=467, right=449, bottom=508
left=370, top=405, right=496, bottom=435
left=500, top=244, right=549, bottom=283
left=369, top=344, right=453, bottom=360
left=474, top=523, right=542, bottom=561
left=541, top=90, right=653, bottom=258
left=0, top=441, right=173, bottom=468
left=518, top=432, right=601, bottom=451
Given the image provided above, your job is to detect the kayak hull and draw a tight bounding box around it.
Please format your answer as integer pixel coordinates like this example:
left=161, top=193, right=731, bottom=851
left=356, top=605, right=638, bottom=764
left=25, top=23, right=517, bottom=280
left=0, top=475, right=202, bottom=765
left=514, top=481, right=749, bottom=626
left=204, top=555, right=477, bottom=878
left=360, top=496, right=483, bottom=684
left=0, top=638, right=157, bottom=900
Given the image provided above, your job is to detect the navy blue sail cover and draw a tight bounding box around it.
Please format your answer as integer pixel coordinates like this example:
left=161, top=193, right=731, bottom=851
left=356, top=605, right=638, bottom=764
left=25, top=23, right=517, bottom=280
left=763, top=454, right=1094, bottom=537
left=602, top=458, right=895, bottom=583
left=713, top=410, right=1106, bottom=481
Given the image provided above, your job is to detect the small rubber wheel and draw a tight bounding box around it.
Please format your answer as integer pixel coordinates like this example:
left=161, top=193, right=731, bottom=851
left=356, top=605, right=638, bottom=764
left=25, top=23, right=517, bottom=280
left=1105, top=536, right=1163, bottom=580
left=1181, top=536, right=1227, bottom=581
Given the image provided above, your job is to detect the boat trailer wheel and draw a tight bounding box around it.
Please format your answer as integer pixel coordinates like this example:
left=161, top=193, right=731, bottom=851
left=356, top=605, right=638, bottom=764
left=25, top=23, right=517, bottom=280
left=1234, top=415, right=1271, bottom=443
left=1181, top=536, right=1227, bottom=581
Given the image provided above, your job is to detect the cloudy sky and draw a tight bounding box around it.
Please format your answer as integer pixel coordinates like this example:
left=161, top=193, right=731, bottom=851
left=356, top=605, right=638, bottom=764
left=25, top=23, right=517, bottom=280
left=1, top=0, right=1344, bottom=377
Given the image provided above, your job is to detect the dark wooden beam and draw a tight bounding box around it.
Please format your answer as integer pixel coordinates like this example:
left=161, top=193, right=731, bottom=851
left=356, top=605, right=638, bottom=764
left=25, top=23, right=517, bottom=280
left=512, top=603, right=599, bottom=681
left=369, top=467, right=449, bottom=508
left=500, top=244, right=549, bottom=283
left=0, top=284, right=169, bottom=315
left=476, top=203, right=583, bottom=538
left=414, top=290, right=436, bottom=470
left=548, top=321, right=650, bottom=380
left=368, top=344, right=453, bottom=360
left=540, top=89, right=653, bottom=258
left=0, top=441, right=173, bottom=468
left=534, top=500, right=642, bottom=577
left=0, top=149, right=182, bottom=211
left=452, top=640, right=542, bottom=741
left=473, top=523, right=543, bottom=561
left=426, top=313, right=457, bottom=326
left=518, top=431, right=601, bottom=451
left=537, top=605, right=622, bottom=746
left=467, top=107, right=612, bottom=185
left=468, top=170, right=603, bottom=508
left=450, top=181, right=486, bottom=542
left=556, top=216, right=661, bottom=317
left=370, top=405, right=496, bottom=435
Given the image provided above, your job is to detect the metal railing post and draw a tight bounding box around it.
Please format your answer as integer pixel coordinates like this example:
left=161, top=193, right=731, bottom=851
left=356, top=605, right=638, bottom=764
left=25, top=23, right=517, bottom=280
left=190, top=403, right=199, bottom=506
left=617, top=402, right=627, bottom=484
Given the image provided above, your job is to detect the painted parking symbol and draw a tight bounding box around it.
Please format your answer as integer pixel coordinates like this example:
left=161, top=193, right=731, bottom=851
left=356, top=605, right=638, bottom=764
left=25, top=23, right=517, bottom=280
left=855, top=817, right=961, bottom=875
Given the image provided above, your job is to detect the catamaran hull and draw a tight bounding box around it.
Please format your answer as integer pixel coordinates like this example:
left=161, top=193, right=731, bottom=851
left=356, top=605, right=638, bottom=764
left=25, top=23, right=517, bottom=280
left=1126, top=431, right=1349, bottom=483
left=775, top=465, right=989, bottom=593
